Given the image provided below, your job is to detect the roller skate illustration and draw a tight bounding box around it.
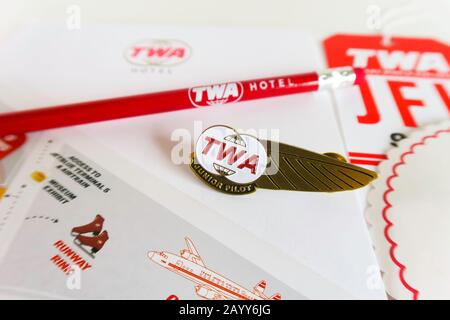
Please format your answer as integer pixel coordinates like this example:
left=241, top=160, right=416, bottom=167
left=74, top=231, right=109, bottom=258
left=71, top=214, right=104, bottom=236
left=71, top=215, right=109, bottom=258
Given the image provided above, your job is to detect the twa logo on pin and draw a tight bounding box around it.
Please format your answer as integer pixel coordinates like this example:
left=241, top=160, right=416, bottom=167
left=125, top=39, right=191, bottom=66
left=191, top=125, right=379, bottom=195
left=195, top=126, right=267, bottom=185
left=188, top=82, right=244, bottom=107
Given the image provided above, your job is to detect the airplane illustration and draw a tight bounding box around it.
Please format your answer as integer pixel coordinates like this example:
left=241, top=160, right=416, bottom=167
left=148, top=237, right=281, bottom=300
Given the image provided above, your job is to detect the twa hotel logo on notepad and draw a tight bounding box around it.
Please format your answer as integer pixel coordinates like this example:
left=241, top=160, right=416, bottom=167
left=124, top=39, right=191, bottom=66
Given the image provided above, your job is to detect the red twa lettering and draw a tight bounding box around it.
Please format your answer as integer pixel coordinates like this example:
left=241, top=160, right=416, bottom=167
left=147, top=48, right=185, bottom=58
left=237, top=155, right=259, bottom=174
left=201, top=136, right=259, bottom=173
left=131, top=47, right=185, bottom=58
left=202, top=136, right=245, bottom=165
left=347, top=49, right=450, bottom=73
left=147, top=47, right=170, bottom=57
left=202, top=136, right=221, bottom=155
left=217, top=144, right=245, bottom=165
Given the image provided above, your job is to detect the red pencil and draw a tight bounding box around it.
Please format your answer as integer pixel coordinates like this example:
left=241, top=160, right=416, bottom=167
left=0, top=67, right=364, bottom=134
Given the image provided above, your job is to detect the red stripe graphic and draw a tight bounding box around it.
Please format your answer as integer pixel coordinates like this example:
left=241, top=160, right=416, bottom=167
left=348, top=151, right=388, bottom=166
left=348, top=152, right=388, bottom=160
left=349, top=159, right=381, bottom=166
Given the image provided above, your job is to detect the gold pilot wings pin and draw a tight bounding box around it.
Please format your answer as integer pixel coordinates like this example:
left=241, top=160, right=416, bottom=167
left=191, top=125, right=378, bottom=195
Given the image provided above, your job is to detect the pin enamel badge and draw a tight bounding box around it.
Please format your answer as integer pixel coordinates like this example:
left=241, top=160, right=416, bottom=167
left=191, top=125, right=378, bottom=195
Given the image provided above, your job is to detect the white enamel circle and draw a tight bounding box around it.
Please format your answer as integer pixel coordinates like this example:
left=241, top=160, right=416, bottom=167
left=195, top=126, right=268, bottom=184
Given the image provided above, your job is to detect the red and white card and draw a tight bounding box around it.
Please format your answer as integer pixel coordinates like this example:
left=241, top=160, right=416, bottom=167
left=324, top=34, right=450, bottom=167
left=325, top=35, right=450, bottom=299
left=367, top=120, right=450, bottom=300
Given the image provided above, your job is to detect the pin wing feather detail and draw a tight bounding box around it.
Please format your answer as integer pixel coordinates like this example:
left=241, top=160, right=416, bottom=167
left=255, top=141, right=378, bottom=192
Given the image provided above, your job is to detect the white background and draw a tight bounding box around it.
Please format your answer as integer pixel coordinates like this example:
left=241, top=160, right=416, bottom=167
left=1, top=0, right=449, bottom=43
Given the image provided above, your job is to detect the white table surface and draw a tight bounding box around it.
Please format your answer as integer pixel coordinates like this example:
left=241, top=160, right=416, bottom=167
left=1, top=0, right=449, bottom=43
